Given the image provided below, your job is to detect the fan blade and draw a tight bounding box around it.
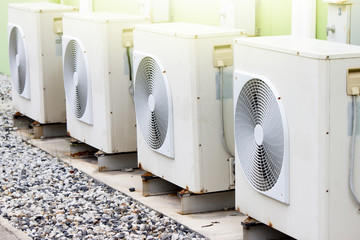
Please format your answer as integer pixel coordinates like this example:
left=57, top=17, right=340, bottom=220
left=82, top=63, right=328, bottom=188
left=143, top=58, right=155, bottom=95
left=17, top=31, right=26, bottom=94
left=262, top=96, right=284, bottom=160
left=75, top=86, right=84, bottom=118
left=243, top=141, right=261, bottom=189
left=72, top=41, right=78, bottom=73
left=75, top=50, right=88, bottom=116
left=148, top=112, right=164, bottom=149
left=138, top=103, right=152, bottom=143
left=9, top=30, right=20, bottom=93
left=64, top=40, right=89, bottom=119
left=152, top=67, right=168, bottom=140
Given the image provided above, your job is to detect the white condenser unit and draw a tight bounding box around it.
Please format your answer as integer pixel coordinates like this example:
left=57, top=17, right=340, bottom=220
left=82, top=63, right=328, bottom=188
left=233, top=35, right=360, bottom=240
left=133, top=23, right=243, bottom=193
left=8, top=3, right=76, bottom=124
left=62, top=12, right=148, bottom=153
left=324, top=0, right=360, bottom=45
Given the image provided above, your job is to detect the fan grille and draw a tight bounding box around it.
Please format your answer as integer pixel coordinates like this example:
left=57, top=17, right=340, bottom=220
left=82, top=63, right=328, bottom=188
left=135, top=57, right=169, bottom=150
left=9, top=26, right=27, bottom=95
left=64, top=40, right=89, bottom=119
left=235, top=78, right=285, bottom=192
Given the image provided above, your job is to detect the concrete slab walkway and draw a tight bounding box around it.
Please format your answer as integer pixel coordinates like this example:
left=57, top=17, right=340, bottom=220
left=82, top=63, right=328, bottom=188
left=0, top=216, right=31, bottom=240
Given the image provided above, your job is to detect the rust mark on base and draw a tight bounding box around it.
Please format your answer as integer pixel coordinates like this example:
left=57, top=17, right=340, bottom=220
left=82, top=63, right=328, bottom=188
left=138, top=163, right=142, bottom=169
left=70, top=150, right=95, bottom=158
left=32, top=121, right=40, bottom=126
left=236, top=207, right=241, bottom=212
left=98, top=166, right=107, bottom=172
left=141, top=171, right=153, bottom=178
left=13, top=112, right=22, bottom=118
left=268, top=222, right=273, bottom=228
left=178, top=189, right=190, bottom=195
left=70, top=138, right=79, bottom=144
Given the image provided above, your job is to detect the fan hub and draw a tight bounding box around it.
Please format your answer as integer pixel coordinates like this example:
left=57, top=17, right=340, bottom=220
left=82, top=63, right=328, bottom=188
left=148, top=94, right=155, bottom=112
left=254, top=124, right=264, bottom=146
left=73, top=72, right=79, bottom=87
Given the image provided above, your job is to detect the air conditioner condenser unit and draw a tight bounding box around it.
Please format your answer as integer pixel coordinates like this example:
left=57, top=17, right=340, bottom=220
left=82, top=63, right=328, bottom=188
left=233, top=35, right=360, bottom=240
left=133, top=23, right=243, bottom=201
left=62, top=12, right=148, bottom=160
left=8, top=3, right=76, bottom=124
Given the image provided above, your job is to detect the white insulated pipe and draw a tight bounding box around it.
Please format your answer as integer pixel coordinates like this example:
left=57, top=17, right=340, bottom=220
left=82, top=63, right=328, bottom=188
left=291, top=0, right=316, bottom=38
left=79, top=0, right=93, bottom=13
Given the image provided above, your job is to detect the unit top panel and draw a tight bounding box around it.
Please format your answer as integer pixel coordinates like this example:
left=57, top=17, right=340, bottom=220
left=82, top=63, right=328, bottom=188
left=134, top=22, right=244, bottom=39
left=8, top=3, right=76, bottom=13
left=235, top=35, right=360, bottom=59
left=64, top=12, right=149, bottom=23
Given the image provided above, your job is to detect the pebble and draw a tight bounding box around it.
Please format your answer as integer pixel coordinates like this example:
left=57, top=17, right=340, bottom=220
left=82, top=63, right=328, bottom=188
left=0, top=74, right=207, bottom=239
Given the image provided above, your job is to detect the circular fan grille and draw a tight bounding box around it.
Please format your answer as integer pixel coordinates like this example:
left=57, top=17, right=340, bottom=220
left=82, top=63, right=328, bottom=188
left=9, top=27, right=27, bottom=95
left=134, top=57, right=169, bottom=150
left=235, top=78, right=285, bottom=192
left=64, top=40, right=88, bottom=119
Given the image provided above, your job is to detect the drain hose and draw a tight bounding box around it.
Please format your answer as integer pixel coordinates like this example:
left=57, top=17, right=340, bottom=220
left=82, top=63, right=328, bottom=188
left=350, top=95, right=360, bottom=207
left=219, top=67, right=234, bottom=157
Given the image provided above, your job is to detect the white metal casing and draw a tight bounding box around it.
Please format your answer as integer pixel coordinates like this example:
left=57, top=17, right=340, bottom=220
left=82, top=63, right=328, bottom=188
left=62, top=12, right=148, bottom=153
left=8, top=3, right=76, bottom=124
left=134, top=23, right=243, bottom=193
left=234, top=35, right=360, bottom=240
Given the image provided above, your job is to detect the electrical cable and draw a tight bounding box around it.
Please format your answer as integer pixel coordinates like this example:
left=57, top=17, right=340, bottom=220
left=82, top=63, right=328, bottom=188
left=126, top=47, right=134, bottom=99
left=219, top=66, right=234, bottom=157
left=350, top=95, right=360, bottom=208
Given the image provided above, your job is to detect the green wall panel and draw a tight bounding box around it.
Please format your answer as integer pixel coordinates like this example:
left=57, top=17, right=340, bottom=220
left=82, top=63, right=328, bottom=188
left=93, top=0, right=139, bottom=14
left=60, top=0, right=78, bottom=7
left=256, top=0, right=272, bottom=36
left=171, top=0, right=220, bottom=26
left=256, top=0, right=292, bottom=36
left=316, top=0, right=328, bottom=40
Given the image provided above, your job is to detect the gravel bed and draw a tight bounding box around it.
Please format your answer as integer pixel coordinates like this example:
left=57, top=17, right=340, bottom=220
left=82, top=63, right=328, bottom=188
left=0, top=74, right=206, bottom=240
left=0, top=74, right=12, bottom=105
